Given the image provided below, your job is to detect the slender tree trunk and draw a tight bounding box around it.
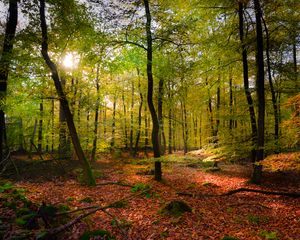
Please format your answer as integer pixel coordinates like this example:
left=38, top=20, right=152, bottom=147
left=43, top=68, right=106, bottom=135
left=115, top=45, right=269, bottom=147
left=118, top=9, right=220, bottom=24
left=86, top=109, right=90, bottom=152
left=59, top=77, right=67, bottom=158
left=238, top=2, right=258, bottom=162
left=193, top=115, right=198, bottom=149
left=91, top=65, right=100, bottom=162
left=292, top=32, right=298, bottom=87
left=199, top=114, right=202, bottom=148
left=143, top=0, right=161, bottom=180
left=206, top=78, right=215, bottom=142
left=122, top=91, right=128, bottom=148
left=51, top=98, right=55, bottom=152
left=39, top=0, right=95, bottom=185
left=38, top=101, right=43, bottom=153
left=252, top=0, right=265, bottom=184
left=130, top=78, right=134, bottom=153
left=29, top=119, right=37, bottom=155
left=144, top=104, right=149, bottom=156
left=167, top=81, right=173, bottom=154
left=229, top=70, right=233, bottom=130
left=111, top=96, right=116, bottom=149
left=183, top=100, right=188, bottom=154
left=134, top=68, right=143, bottom=156
left=103, top=104, right=107, bottom=139
left=168, top=107, right=172, bottom=154
left=172, top=110, right=176, bottom=152
left=158, top=78, right=165, bottom=155
left=262, top=16, right=279, bottom=144
left=0, top=0, right=18, bottom=162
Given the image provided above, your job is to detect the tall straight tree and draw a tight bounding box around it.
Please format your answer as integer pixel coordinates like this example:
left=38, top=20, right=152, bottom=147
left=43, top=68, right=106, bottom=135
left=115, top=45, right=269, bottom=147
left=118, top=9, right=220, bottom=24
left=143, top=0, right=161, bottom=181
left=252, top=0, right=265, bottom=184
left=39, top=0, right=95, bottom=186
left=0, top=0, right=18, bottom=162
left=238, top=1, right=257, bottom=162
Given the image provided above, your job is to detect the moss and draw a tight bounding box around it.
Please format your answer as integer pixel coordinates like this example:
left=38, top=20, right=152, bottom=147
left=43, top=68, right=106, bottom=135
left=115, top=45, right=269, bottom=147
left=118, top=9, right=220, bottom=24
left=160, top=200, right=192, bottom=217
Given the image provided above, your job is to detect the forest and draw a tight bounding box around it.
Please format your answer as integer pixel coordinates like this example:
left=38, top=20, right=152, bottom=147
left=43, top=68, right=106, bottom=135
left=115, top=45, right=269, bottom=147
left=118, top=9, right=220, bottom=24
left=0, top=0, right=299, bottom=239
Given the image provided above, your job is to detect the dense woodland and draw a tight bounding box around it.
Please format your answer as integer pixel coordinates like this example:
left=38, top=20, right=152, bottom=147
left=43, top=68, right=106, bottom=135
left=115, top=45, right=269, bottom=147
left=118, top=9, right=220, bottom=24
left=0, top=0, right=299, bottom=239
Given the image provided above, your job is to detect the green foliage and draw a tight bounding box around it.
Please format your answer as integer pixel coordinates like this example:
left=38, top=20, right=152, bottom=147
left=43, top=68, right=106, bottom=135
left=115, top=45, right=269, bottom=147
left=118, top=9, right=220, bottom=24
left=258, top=230, right=278, bottom=240
left=80, top=229, right=115, bottom=240
left=131, top=183, right=151, bottom=193
left=0, top=182, right=14, bottom=192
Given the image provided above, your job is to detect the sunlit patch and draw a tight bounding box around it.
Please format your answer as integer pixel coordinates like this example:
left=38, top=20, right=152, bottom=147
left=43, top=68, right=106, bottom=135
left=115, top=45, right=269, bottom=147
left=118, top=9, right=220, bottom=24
left=62, top=53, right=79, bottom=69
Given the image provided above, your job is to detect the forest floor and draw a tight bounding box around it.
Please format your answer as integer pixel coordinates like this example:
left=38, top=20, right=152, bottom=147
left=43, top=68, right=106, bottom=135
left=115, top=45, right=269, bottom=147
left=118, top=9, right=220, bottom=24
left=1, top=151, right=300, bottom=240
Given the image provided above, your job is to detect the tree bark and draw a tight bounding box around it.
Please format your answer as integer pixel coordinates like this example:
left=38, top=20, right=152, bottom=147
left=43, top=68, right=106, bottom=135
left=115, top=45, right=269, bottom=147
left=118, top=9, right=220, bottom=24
left=91, top=65, right=100, bottom=162
left=134, top=68, right=143, bottom=156
left=111, top=96, right=116, bottom=149
left=252, top=0, right=265, bottom=184
left=130, top=78, right=134, bottom=153
left=262, top=16, right=279, bottom=144
left=38, top=101, right=43, bottom=153
left=143, top=0, right=161, bottom=180
left=121, top=91, right=128, bottom=148
left=39, top=0, right=95, bottom=186
left=59, top=77, right=68, bottom=158
left=229, top=70, right=233, bottom=130
left=238, top=2, right=258, bottom=162
left=158, top=78, right=165, bottom=155
left=0, top=0, right=18, bottom=162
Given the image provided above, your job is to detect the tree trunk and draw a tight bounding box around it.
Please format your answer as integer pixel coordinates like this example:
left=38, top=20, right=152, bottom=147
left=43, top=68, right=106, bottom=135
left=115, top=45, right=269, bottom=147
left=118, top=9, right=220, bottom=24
left=134, top=68, right=143, bottom=156
left=91, top=65, right=100, bottom=162
left=111, top=96, right=116, bottom=149
left=252, top=0, right=265, bottom=184
left=130, top=78, right=134, bottom=153
left=0, top=0, right=18, bottom=162
left=59, top=77, right=68, bottom=158
left=143, top=0, right=161, bottom=180
left=38, top=101, right=43, bottom=153
left=144, top=104, right=149, bottom=156
left=167, top=81, right=173, bottom=154
left=238, top=2, right=258, bottom=162
left=51, top=98, right=55, bottom=152
left=158, top=78, right=165, bottom=155
left=122, top=91, right=128, bottom=149
left=39, top=0, right=95, bottom=186
left=193, top=115, right=197, bottom=149
left=181, top=100, right=188, bottom=154
left=262, top=16, right=279, bottom=145
left=229, top=70, right=233, bottom=130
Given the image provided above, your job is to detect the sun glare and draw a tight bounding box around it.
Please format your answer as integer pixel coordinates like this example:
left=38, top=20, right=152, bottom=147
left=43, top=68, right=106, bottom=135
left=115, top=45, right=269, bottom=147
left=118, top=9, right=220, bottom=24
left=62, top=53, right=79, bottom=69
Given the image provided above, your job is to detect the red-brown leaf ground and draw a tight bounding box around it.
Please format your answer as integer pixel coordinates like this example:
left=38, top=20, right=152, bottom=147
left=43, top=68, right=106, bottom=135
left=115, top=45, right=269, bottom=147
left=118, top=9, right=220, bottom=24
left=4, top=153, right=300, bottom=239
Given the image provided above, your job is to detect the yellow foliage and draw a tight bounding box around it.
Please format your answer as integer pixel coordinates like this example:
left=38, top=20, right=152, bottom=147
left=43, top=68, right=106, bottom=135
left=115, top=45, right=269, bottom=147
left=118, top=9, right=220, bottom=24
left=262, top=152, right=300, bottom=172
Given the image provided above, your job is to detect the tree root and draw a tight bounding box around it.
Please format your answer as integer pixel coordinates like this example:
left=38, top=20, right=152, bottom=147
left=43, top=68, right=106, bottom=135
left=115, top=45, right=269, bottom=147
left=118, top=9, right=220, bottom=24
left=177, top=187, right=300, bottom=198
left=96, top=181, right=133, bottom=188
left=38, top=186, right=152, bottom=239
left=222, top=188, right=300, bottom=197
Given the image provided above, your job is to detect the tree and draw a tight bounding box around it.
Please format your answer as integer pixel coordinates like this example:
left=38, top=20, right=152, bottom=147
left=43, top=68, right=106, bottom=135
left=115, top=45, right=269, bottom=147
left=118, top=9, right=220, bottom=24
left=238, top=1, right=257, bottom=162
left=143, top=0, right=162, bottom=181
left=0, top=0, right=18, bottom=162
left=39, top=0, right=95, bottom=186
left=252, top=0, right=265, bottom=184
